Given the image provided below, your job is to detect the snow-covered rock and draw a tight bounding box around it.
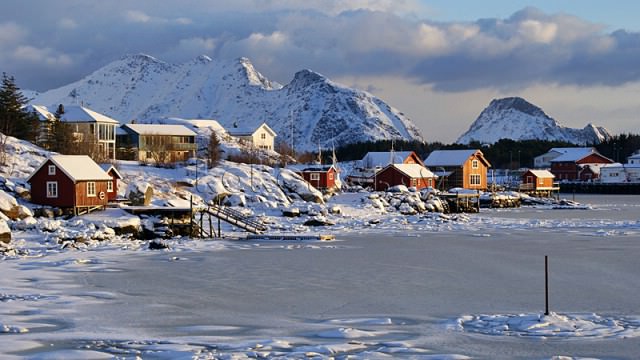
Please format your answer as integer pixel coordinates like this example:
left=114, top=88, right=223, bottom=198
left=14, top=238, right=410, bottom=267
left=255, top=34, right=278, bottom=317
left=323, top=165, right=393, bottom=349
left=32, top=54, right=423, bottom=152
left=0, top=219, right=10, bottom=244
left=126, top=182, right=153, bottom=206
left=0, top=190, right=20, bottom=220
left=276, top=168, right=324, bottom=204
left=457, top=97, right=611, bottom=145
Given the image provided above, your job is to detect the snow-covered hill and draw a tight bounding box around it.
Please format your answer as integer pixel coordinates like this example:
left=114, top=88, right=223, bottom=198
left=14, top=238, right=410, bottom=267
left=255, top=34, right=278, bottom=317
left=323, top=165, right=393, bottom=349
left=32, top=54, right=423, bottom=152
left=456, top=97, right=611, bottom=145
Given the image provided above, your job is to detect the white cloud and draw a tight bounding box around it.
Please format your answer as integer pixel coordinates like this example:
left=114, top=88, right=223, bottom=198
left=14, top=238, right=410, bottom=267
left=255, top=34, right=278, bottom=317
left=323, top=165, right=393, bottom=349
left=125, top=10, right=152, bottom=23
left=0, top=22, right=26, bottom=46
left=13, top=45, right=73, bottom=67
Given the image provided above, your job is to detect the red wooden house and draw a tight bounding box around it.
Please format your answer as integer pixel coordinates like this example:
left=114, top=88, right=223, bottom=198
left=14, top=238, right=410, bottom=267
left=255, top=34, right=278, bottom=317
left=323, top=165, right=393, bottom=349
left=287, top=164, right=339, bottom=191
left=100, top=164, right=123, bottom=201
left=374, top=164, right=436, bottom=191
left=424, top=149, right=491, bottom=190
left=549, top=148, right=613, bottom=181
left=27, top=155, right=113, bottom=215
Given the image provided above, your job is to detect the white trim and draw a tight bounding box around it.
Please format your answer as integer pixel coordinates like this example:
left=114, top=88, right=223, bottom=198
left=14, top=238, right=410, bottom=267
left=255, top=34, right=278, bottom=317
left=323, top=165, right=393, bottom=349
left=310, top=173, right=320, bottom=181
left=46, top=181, right=58, bottom=198
left=48, top=165, right=56, bottom=175
left=87, top=181, right=97, bottom=197
left=107, top=180, right=114, bottom=192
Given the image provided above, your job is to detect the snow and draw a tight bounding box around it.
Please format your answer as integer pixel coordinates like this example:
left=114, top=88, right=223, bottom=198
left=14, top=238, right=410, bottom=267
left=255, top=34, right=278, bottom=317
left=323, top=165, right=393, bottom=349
left=457, top=97, right=611, bottom=145
left=424, top=149, right=478, bottom=166
left=526, top=169, right=555, bottom=178
left=550, top=147, right=597, bottom=162
left=28, top=155, right=112, bottom=182
left=1, top=133, right=640, bottom=358
left=121, top=123, right=196, bottom=136
left=387, top=163, right=435, bottom=178
left=31, top=55, right=423, bottom=152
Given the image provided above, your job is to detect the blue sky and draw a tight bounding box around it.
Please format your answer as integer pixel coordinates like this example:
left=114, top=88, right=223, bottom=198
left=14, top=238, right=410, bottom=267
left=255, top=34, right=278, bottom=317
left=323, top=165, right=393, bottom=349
left=1, top=1, right=638, bottom=142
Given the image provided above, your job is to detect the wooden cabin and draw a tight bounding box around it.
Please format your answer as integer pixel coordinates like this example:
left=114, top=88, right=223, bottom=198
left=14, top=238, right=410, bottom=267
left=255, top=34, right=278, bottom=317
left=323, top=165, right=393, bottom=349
left=27, top=155, right=113, bottom=215
left=228, top=122, right=277, bottom=151
left=100, top=164, right=123, bottom=201
left=287, top=164, right=339, bottom=191
left=374, top=164, right=436, bottom=191
left=424, top=149, right=491, bottom=190
left=520, top=169, right=558, bottom=195
left=347, top=151, right=423, bottom=186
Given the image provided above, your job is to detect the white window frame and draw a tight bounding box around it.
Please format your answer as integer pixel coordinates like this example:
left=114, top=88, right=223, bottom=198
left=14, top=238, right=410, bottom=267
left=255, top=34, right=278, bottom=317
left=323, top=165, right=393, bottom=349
left=46, top=181, right=58, bottom=198
left=328, top=172, right=334, bottom=180
left=87, top=182, right=97, bottom=197
left=470, top=174, right=481, bottom=186
left=310, top=173, right=320, bottom=181
left=48, top=165, right=56, bottom=175
left=472, top=159, right=479, bottom=169
left=260, top=133, right=266, bottom=140
left=107, top=180, right=114, bottom=192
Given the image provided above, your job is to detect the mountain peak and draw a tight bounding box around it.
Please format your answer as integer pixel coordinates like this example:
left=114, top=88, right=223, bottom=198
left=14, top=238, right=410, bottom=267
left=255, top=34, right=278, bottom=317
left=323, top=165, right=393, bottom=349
left=119, top=53, right=163, bottom=64
left=488, top=97, right=546, bottom=117
left=457, top=97, right=611, bottom=145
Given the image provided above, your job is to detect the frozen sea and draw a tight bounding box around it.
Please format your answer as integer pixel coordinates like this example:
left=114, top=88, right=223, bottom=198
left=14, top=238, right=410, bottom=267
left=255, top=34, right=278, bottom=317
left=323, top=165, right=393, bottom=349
left=1, top=194, right=640, bottom=359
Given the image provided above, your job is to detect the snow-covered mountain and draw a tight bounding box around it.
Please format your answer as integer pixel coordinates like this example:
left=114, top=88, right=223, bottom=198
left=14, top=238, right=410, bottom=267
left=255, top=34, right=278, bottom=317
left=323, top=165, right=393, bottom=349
left=32, top=54, right=423, bottom=152
left=456, top=97, right=611, bottom=145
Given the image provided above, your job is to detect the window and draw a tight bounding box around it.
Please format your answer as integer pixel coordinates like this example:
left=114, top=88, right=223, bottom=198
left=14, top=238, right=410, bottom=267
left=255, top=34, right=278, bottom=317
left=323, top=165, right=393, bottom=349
left=46, top=181, right=58, bottom=198
left=538, top=178, right=545, bottom=185
left=328, top=173, right=334, bottom=180
left=472, top=160, right=479, bottom=169
left=87, top=182, right=96, bottom=197
left=260, top=133, right=266, bottom=140
left=48, top=165, right=56, bottom=175
left=107, top=180, right=114, bottom=192
left=310, top=173, right=320, bottom=181
left=470, top=174, right=481, bottom=186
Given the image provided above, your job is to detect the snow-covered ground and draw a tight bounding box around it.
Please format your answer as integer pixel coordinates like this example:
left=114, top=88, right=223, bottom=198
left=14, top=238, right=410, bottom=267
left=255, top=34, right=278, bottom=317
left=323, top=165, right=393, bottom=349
left=1, top=194, right=640, bottom=359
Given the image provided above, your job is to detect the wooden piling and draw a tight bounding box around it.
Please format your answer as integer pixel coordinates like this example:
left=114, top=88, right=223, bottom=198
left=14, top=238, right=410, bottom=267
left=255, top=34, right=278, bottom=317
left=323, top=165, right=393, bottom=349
left=545, top=255, right=549, bottom=316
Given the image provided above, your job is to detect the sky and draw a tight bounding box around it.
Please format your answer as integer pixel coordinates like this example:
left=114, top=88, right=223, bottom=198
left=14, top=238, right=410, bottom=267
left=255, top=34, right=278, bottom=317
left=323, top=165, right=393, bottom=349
left=1, top=0, right=639, bottom=143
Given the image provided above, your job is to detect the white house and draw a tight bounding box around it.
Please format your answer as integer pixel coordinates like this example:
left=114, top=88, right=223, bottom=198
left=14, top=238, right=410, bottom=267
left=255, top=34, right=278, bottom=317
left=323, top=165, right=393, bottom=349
left=228, top=122, right=276, bottom=151
left=600, top=151, right=640, bottom=183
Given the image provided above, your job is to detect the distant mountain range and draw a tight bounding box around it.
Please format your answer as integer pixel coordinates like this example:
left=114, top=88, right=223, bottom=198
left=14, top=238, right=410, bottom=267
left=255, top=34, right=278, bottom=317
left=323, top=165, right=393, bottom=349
left=456, top=97, right=611, bottom=145
left=30, top=54, right=423, bottom=152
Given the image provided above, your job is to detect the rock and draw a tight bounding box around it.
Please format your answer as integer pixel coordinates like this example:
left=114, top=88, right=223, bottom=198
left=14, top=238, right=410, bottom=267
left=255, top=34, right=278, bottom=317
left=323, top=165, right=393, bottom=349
left=14, top=185, right=30, bottom=200
left=388, top=185, right=409, bottom=193
left=0, top=190, right=20, bottom=220
left=17, top=205, right=33, bottom=219
left=329, top=206, right=341, bottom=214
left=303, top=217, right=335, bottom=227
left=223, top=193, right=246, bottom=207
left=282, top=207, right=300, bottom=217
left=0, top=219, right=10, bottom=244
left=127, top=182, right=153, bottom=206
left=148, top=240, right=170, bottom=250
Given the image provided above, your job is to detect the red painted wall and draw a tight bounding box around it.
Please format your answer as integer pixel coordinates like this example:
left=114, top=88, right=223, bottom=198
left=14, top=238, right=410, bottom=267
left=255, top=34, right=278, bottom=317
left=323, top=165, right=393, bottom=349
left=374, top=166, right=434, bottom=191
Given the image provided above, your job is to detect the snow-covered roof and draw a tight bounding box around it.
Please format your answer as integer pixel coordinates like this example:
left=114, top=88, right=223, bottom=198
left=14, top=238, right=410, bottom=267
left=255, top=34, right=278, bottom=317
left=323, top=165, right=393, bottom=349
left=123, top=124, right=196, bottom=136
left=228, top=122, right=276, bottom=137
left=100, top=164, right=123, bottom=179
left=628, top=152, right=640, bottom=160
left=388, top=164, right=436, bottom=178
left=549, top=147, right=595, bottom=162
left=424, top=150, right=480, bottom=167
left=579, top=163, right=606, bottom=175
left=525, top=169, right=554, bottom=178
left=287, top=164, right=336, bottom=173
left=27, top=155, right=112, bottom=182
left=58, top=105, right=120, bottom=124
left=360, top=151, right=417, bottom=168
left=24, top=104, right=55, bottom=121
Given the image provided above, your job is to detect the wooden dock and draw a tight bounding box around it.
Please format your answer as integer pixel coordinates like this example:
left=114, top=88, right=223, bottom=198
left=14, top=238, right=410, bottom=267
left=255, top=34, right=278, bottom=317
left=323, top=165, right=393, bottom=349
left=245, top=234, right=335, bottom=241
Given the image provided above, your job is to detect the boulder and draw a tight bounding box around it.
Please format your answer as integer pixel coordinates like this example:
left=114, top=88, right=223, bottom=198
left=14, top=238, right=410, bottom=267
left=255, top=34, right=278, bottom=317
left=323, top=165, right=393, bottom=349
left=127, top=182, right=153, bottom=206
left=0, top=219, right=11, bottom=244
left=0, top=190, right=20, bottom=220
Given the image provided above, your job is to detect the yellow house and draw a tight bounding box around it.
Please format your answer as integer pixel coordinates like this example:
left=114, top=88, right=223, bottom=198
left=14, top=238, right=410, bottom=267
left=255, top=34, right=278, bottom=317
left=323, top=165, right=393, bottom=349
left=228, top=122, right=277, bottom=151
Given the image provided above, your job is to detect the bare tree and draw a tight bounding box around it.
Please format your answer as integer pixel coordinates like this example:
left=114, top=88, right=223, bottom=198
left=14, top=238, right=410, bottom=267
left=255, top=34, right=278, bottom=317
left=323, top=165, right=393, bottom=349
left=145, top=134, right=171, bottom=167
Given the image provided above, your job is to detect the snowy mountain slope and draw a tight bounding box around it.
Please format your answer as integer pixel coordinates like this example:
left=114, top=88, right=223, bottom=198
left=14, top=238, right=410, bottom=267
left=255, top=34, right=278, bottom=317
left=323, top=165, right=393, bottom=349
left=456, top=97, right=611, bottom=145
left=32, top=54, right=423, bottom=152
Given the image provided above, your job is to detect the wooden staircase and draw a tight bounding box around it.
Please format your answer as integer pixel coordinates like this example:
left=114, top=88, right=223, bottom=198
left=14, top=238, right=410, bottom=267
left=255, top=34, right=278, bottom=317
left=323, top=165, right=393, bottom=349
left=199, top=203, right=267, bottom=235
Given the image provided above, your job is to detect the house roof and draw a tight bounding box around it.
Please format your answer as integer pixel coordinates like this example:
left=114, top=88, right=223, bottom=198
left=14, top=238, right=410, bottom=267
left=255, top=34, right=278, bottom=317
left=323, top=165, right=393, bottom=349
left=228, top=122, right=276, bottom=137
left=525, top=169, right=555, bottom=178
left=24, top=104, right=55, bottom=121
left=424, top=149, right=485, bottom=167
left=58, top=105, right=119, bottom=124
left=549, top=147, right=597, bottom=162
left=383, top=164, right=436, bottom=178
left=99, top=164, right=123, bottom=179
left=27, top=155, right=112, bottom=183
left=628, top=152, right=640, bottom=160
left=122, top=124, right=196, bottom=136
left=287, top=164, right=337, bottom=173
left=360, top=151, right=418, bottom=168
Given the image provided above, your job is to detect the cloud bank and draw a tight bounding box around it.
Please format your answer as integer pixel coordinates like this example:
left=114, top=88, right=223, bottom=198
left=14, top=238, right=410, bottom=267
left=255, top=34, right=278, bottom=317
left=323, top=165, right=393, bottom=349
left=1, top=1, right=639, bottom=93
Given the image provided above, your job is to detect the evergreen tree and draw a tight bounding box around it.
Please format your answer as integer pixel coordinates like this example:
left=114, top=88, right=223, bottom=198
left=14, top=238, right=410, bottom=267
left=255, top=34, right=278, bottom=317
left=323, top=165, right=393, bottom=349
left=207, top=131, right=221, bottom=168
left=0, top=72, right=38, bottom=141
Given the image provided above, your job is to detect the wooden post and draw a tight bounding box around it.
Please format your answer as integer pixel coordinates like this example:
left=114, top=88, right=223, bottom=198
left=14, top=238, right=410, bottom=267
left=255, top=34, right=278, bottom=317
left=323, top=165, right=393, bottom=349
left=208, top=213, right=213, bottom=238
left=545, top=255, right=550, bottom=316
left=190, top=196, right=193, bottom=238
